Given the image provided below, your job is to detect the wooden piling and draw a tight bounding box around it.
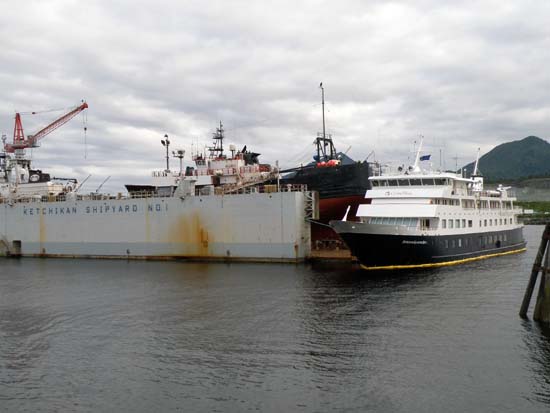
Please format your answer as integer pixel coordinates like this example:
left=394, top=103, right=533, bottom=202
left=534, top=241, right=550, bottom=322
left=519, top=224, right=550, bottom=319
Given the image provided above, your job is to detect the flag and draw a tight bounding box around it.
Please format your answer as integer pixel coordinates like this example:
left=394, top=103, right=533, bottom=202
left=419, top=154, right=431, bottom=161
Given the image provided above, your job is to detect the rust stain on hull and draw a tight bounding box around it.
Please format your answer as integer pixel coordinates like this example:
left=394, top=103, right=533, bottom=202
left=167, top=212, right=213, bottom=257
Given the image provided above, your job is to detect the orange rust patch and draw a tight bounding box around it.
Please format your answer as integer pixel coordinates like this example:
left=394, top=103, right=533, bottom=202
left=166, top=212, right=212, bottom=256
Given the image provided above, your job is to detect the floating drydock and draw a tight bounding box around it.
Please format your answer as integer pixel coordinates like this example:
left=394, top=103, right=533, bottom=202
left=0, top=185, right=316, bottom=262
left=0, top=108, right=317, bottom=262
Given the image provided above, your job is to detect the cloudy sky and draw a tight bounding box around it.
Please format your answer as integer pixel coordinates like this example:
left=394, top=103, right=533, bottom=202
left=1, top=0, right=549, bottom=192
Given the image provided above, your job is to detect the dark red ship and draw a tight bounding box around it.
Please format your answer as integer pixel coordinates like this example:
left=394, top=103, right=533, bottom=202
left=277, top=84, right=374, bottom=246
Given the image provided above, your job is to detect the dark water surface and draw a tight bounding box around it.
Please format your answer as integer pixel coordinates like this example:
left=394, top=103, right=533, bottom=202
left=1, top=226, right=550, bottom=412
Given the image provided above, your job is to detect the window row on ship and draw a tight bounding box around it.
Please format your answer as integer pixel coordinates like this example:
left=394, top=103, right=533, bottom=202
left=365, top=216, right=519, bottom=229
left=440, top=233, right=509, bottom=249
left=371, top=178, right=507, bottom=198
left=431, top=198, right=513, bottom=209
left=440, top=217, right=516, bottom=228
left=372, top=178, right=450, bottom=186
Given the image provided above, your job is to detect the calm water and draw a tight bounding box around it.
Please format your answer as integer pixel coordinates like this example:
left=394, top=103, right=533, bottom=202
left=1, top=226, right=550, bottom=412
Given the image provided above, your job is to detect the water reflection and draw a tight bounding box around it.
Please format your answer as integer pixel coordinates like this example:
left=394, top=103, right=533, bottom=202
left=1, top=231, right=549, bottom=411
left=296, top=262, right=448, bottom=382
left=522, top=320, right=550, bottom=404
left=308, top=260, right=445, bottom=287
left=0, top=305, right=58, bottom=404
left=0, top=307, right=54, bottom=372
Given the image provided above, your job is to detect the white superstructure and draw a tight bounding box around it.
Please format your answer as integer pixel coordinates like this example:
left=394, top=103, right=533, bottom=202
left=361, top=171, right=522, bottom=237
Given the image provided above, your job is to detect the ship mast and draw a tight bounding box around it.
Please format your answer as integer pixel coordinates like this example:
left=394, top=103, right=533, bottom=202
left=315, top=83, right=337, bottom=162
left=321, top=82, right=326, bottom=141
left=161, top=134, right=170, bottom=172
left=471, top=147, right=484, bottom=192
left=412, top=135, right=424, bottom=172
left=209, top=121, right=225, bottom=159
left=472, top=147, right=481, bottom=176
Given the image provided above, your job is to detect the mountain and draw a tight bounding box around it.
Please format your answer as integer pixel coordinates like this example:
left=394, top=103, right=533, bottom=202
left=462, top=136, right=550, bottom=182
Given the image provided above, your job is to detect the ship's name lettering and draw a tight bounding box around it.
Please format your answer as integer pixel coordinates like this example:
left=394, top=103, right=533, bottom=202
left=23, top=207, right=78, bottom=216
left=86, top=204, right=138, bottom=214
left=22, top=203, right=168, bottom=216
left=385, top=191, right=413, bottom=196
left=84, top=203, right=167, bottom=214
left=402, top=240, right=427, bottom=245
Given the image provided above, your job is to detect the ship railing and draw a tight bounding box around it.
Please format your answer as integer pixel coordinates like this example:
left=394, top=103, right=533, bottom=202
left=129, top=192, right=150, bottom=198
left=0, top=183, right=312, bottom=204
left=0, top=194, right=69, bottom=204
left=195, top=183, right=309, bottom=196
left=77, top=191, right=173, bottom=200
left=128, top=190, right=173, bottom=199
left=222, top=184, right=309, bottom=195
left=77, top=193, right=120, bottom=201
left=366, top=221, right=438, bottom=232
left=0, top=193, right=125, bottom=204
left=0, top=191, right=170, bottom=204
left=281, top=184, right=309, bottom=193
left=370, top=165, right=449, bottom=176
left=381, top=224, right=438, bottom=232
left=468, top=188, right=516, bottom=198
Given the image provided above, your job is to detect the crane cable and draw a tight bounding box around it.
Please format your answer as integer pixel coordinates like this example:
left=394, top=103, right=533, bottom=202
left=19, top=106, right=72, bottom=116
left=82, top=110, right=88, bottom=159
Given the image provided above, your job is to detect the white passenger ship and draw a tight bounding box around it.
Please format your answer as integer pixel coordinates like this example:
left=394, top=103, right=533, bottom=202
left=330, top=141, right=526, bottom=269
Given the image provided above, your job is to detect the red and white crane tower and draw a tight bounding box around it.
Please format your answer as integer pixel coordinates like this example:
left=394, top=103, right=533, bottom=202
left=4, top=101, right=88, bottom=153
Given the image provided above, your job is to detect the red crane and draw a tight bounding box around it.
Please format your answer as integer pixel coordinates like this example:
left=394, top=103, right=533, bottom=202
left=5, top=101, right=88, bottom=153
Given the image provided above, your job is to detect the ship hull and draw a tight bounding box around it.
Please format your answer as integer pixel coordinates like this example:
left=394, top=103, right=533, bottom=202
left=312, top=194, right=368, bottom=244
left=319, top=194, right=366, bottom=222
left=281, top=161, right=371, bottom=201
left=330, top=221, right=526, bottom=269
left=281, top=162, right=371, bottom=243
left=0, top=192, right=313, bottom=262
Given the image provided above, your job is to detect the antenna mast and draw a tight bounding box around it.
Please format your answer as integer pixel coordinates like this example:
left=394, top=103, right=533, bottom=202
left=172, top=149, right=185, bottom=176
left=473, top=147, right=481, bottom=176
left=320, top=82, right=326, bottom=140
left=161, top=134, right=170, bottom=172
left=412, top=135, right=424, bottom=172
left=315, top=83, right=337, bottom=163
left=209, top=121, right=225, bottom=159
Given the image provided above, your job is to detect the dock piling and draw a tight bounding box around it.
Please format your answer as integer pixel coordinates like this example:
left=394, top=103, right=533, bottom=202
left=534, top=236, right=550, bottom=322
left=520, top=224, right=550, bottom=320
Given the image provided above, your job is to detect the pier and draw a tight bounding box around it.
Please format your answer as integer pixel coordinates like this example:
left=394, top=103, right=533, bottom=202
left=520, top=223, right=550, bottom=322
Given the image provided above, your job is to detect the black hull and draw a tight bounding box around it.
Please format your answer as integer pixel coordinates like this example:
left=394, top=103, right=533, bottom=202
left=280, top=161, right=371, bottom=200
left=337, top=227, right=526, bottom=269
left=278, top=161, right=372, bottom=243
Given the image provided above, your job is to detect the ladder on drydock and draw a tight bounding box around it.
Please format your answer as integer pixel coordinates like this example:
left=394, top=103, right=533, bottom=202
left=304, top=190, right=319, bottom=221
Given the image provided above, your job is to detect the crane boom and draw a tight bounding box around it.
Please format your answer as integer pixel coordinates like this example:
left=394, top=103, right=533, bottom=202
left=4, top=101, right=88, bottom=153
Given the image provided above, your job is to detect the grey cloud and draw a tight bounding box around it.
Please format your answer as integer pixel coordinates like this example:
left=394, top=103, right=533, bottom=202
left=0, top=0, right=549, bottom=192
